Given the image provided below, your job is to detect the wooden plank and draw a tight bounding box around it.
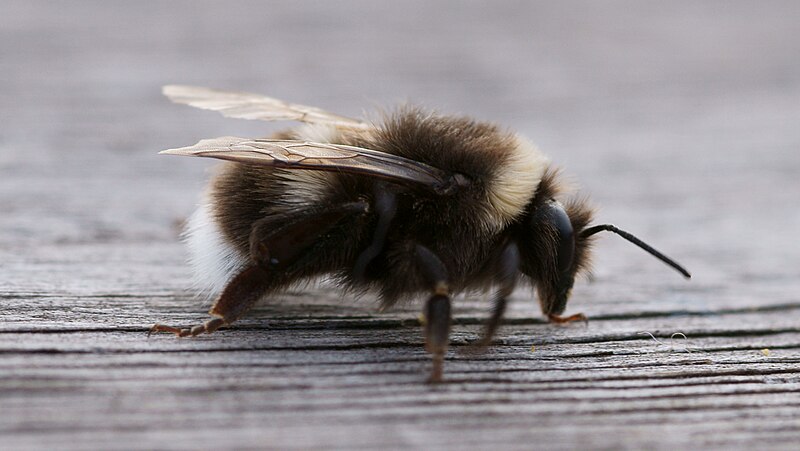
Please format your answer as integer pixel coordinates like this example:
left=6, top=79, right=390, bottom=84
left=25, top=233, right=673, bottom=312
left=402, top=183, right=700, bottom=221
left=2, top=0, right=800, bottom=449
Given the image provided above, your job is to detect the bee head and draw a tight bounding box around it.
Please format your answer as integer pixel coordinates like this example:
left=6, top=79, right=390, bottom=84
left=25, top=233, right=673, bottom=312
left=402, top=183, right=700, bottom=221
left=519, top=194, right=691, bottom=316
left=519, top=198, right=593, bottom=315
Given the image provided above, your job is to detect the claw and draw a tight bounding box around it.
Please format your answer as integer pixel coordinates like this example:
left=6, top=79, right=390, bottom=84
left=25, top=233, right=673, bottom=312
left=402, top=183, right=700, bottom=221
left=148, top=324, right=183, bottom=337
left=548, top=313, right=589, bottom=325
left=148, top=318, right=225, bottom=338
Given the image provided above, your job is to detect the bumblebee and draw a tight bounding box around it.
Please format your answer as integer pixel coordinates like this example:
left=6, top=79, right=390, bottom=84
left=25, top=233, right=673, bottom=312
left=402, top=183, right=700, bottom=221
left=151, top=85, right=690, bottom=382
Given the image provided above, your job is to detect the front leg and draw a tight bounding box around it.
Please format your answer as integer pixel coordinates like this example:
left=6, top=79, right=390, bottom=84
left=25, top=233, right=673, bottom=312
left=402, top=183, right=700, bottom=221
left=474, top=240, right=520, bottom=348
left=548, top=313, right=588, bottom=324
left=150, top=201, right=368, bottom=337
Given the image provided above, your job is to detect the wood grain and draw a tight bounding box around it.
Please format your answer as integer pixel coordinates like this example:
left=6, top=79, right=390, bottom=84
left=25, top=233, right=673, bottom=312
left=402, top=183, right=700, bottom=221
left=2, top=1, right=800, bottom=449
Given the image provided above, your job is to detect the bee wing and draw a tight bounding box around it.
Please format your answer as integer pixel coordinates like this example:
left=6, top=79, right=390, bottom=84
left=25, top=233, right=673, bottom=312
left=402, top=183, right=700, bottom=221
left=161, top=137, right=455, bottom=192
left=163, top=85, right=370, bottom=130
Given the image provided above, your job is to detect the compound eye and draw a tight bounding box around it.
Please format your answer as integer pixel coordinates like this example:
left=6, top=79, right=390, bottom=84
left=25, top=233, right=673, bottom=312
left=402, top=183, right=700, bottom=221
left=537, top=200, right=575, bottom=273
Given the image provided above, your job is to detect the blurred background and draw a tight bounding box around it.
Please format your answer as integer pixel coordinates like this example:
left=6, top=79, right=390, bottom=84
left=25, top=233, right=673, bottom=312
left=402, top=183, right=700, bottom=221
left=1, top=0, right=799, bottom=315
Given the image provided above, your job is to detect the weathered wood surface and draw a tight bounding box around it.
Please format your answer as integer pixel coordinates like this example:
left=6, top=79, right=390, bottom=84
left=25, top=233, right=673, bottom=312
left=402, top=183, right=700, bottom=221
left=2, top=1, right=800, bottom=449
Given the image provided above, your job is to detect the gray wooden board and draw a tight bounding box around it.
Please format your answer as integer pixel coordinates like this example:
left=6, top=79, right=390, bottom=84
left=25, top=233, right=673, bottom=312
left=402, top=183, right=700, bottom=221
left=2, top=1, right=800, bottom=450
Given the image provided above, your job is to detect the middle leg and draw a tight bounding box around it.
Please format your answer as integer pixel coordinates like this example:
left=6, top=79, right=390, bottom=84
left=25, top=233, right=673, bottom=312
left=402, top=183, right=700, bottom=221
left=414, top=243, right=452, bottom=383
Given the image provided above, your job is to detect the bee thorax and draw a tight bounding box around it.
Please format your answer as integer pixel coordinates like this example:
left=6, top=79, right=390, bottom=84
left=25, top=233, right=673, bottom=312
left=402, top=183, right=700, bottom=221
left=482, top=134, right=550, bottom=231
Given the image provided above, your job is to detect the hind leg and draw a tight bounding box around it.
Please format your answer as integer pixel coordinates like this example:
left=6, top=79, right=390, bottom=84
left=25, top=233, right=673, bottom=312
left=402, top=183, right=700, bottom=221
left=150, top=201, right=368, bottom=337
left=149, top=265, right=269, bottom=337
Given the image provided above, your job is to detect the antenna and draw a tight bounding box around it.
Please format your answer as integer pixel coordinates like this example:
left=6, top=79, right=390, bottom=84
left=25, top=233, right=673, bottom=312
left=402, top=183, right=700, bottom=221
left=580, top=224, right=691, bottom=279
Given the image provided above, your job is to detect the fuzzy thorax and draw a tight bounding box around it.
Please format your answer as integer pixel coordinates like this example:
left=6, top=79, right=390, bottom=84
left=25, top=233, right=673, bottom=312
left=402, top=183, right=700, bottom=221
left=483, top=134, right=550, bottom=231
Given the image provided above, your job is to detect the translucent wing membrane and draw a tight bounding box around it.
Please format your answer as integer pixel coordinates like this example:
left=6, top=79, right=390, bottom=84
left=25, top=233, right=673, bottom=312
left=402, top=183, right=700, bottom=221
left=161, top=137, right=456, bottom=192
left=163, top=85, right=370, bottom=129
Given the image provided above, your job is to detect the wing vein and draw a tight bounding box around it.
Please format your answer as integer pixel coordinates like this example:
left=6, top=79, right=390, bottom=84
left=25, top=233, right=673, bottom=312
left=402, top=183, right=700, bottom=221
left=161, top=136, right=457, bottom=194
